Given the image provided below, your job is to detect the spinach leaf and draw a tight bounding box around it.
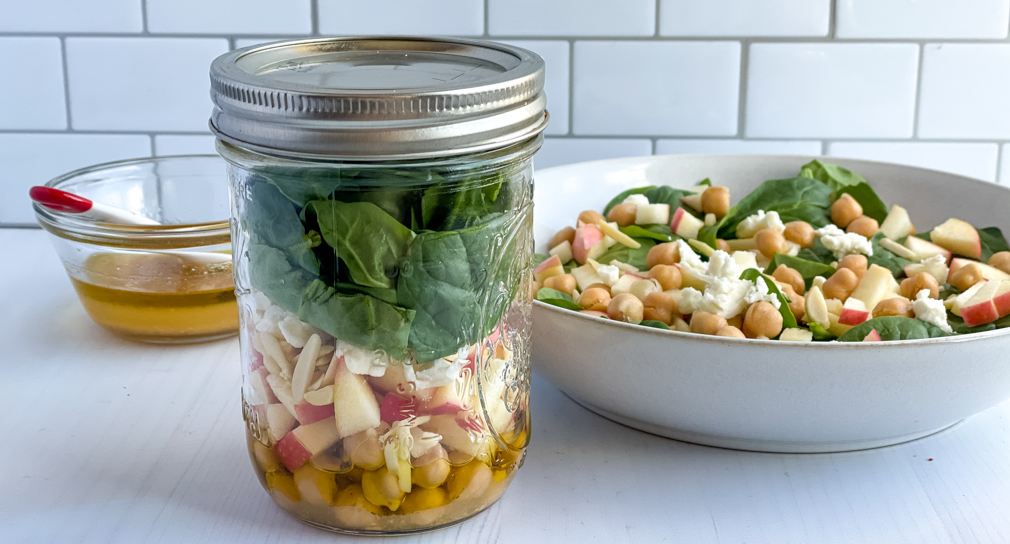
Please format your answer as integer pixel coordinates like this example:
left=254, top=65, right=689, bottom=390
left=838, top=317, right=950, bottom=342
left=397, top=213, right=524, bottom=361
left=596, top=238, right=657, bottom=269
left=619, top=225, right=680, bottom=243
left=307, top=200, right=415, bottom=289
left=602, top=185, right=696, bottom=216
left=421, top=171, right=506, bottom=230
left=257, top=167, right=341, bottom=207
left=697, top=178, right=712, bottom=187
left=299, top=280, right=414, bottom=359
left=335, top=282, right=399, bottom=305
left=536, top=288, right=582, bottom=310
left=796, top=238, right=835, bottom=265
left=947, top=312, right=1010, bottom=334
left=248, top=243, right=315, bottom=315
left=868, top=232, right=912, bottom=278
left=716, top=176, right=833, bottom=239
left=808, top=322, right=835, bottom=340
left=738, top=269, right=798, bottom=330
left=246, top=182, right=321, bottom=275
left=764, top=255, right=836, bottom=289
left=980, top=227, right=1010, bottom=262
left=639, top=320, right=670, bottom=330
left=800, top=160, right=866, bottom=192
left=697, top=224, right=719, bottom=250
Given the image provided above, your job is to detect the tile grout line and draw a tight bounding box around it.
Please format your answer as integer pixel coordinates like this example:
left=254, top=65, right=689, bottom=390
left=58, top=37, right=73, bottom=130
left=995, top=144, right=1004, bottom=184
left=567, top=39, right=575, bottom=136
left=483, top=0, right=490, bottom=37
left=149, top=134, right=158, bottom=156
left=654, top=0, right=661, bottom=37
left=911, top=43, right=924, bottom=139
left=141, top=0, right=149, bottom=34
left=829, top=0, right=837, bottom=39
left=736, top=40, right=750, bottom=138
left=311, top=0, right=319, bottom=36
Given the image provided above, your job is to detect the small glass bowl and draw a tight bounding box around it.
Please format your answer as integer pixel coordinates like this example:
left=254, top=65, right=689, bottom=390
left=32, top=155, right=238, bottom=343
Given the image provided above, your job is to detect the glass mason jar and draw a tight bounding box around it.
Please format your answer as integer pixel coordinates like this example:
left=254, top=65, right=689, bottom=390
left=209, top=37, right=547, bottom=534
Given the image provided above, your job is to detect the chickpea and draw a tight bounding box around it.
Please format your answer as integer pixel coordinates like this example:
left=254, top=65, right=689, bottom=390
left=716, top=325, right=746, bottom=338
left=543, top=274, right=577, bottom=296
left=361, top=467, right=404, bottom=511
left=607, top=203, right=638, bottom=227
left=689, top=311, right=727, bottom=336
left=900, top=272, right=939, bottom=300
left=772, top=264, right=805, bottom=295
left=847, top=216, right=880, bottom=239
left=345, top=430, right=384, bottom=470
left=837, top=254, right=868, bottom=281
left=578, top=287, right=611, bottom=312
left=648, top=264, right=682, bottom=290
left=549, top=226, right=576, bottom=249
left=413, top=456, right=451, bottom=489
left=531, top=280, right=542, bottom=296
left=646, top=242, right=680, bottom=268
left=822, top=268, right=860, bottom=301
left=701, top=186, right=731, bottom=218
left=578, top=210, right=606, bottom=226
left=989, top=251, right=1010, bottom=274
left=949, top=262, right=985, bottom=292
left=585, top=282, right=611, bottom=294
left=607, top=293, right=644, bottom=323
left=831, top=193, right=863, bottom=228
left=872, top=297, right=914, bottom=319
left=726, top=314, right=744, bottom=330
left=755, top=228, right=787, bottom=259
left=716, top=239, right=731, bottom=253
left=780, top=284, right=806, bottom=322
left=743, top=301, right=784, bottom=339
left=628, top=279, right=661, bottom=301
left=643, top=292, right=679, bottom=325
left=783, top=221, right=815, bottom=248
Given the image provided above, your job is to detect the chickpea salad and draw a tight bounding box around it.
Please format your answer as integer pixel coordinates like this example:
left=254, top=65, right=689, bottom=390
left=534, top=160, right=1010, bottom=342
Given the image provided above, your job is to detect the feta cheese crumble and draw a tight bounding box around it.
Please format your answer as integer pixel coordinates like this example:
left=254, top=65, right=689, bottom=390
left=596, top=264, right=621, bottom=286
left=815, top=224, right=873, bottom=260
left=623, top=194, right=650, bottom=206
left=736, top=210, right=785, bottom=238
left=912, top=289, right=953, bottom=333
left=679, top=277, right=753, bottom=318
left=675, top=240, right=708, bottom=275
left=744, top=277, right=782, bottom=309
left=337, top=341, right=393, bottom=377
left=706, top=250, right=741, bottom=279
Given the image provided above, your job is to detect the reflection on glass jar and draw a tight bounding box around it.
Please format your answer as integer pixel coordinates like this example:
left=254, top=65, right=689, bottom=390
left=211, top=37, right=547, bottom=534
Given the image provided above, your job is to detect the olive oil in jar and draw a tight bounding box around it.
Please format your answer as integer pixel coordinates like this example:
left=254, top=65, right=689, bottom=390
left=70, top=252, right=238, bottom=342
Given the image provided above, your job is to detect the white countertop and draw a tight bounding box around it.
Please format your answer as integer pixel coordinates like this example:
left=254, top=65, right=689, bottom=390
left=3, top=228, right=1010, bottom=544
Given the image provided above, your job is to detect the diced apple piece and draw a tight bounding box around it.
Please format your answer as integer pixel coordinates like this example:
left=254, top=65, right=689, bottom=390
left=961, top=281, right=1002, bottom=327
left=670, top=208, right=704, bottom=240
left=948, top=258, right=1010, bottom=282
left=950, top=281, right=988, bottom=316
left=265, top=404, right=297, bottom=443
left=779, top=328, right=813, bottom=342
left=804, top=286, right=830, bottom=328
left=570, top=264, right=605, bottom=292
left=904, top=236, right=952, bottom=264
left=838, top=297, right=870, bottom=326
left=534, top=254, right=564, bottom=282
left=423, top=414, right=485, bottom=457
left=879, top=205, right=915, bottom=240
left=824, top=298, right=844, bottom=316
left=732, top=251, right=760, bottom=271
left=419, top=383, right=472, bottom=415
left=635, top=203, right=670, bottom=226
left=879, top=238, right=917, bottom=260
left=994, top=281, right=1010, bottom=317
left=294, top=464, right=338, bottom=506
left=380, top=394, right=418, bottom=423
left=275, top=417, right=341, bottom=472
left=863, top=329, right=882, bottom=342
left=931, top=218, right=982, bottom=259
left=548, top=240, right=573, bottom=264
left=572, top=224, right=606, bottom=265
left=250, top=367, right=278, bottom=404
left=610, top=273, right=646, bottom=297
left=333, top=362, right=381, bottom=439
left=295, top=401, right=335, bottom=425
left=849, top=264, right=901, bottom=312
left=827, top=311, right=854, bottom=337
left=680, top=193, right=704, bottom=211
left=904, top=260, right=949, bottom=286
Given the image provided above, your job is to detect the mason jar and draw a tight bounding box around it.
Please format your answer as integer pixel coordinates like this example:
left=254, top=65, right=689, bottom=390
left=209, top=37, right=547, bottom=534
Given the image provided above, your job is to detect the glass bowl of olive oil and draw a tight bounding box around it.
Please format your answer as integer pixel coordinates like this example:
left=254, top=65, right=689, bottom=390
left=33, top=155, right=238, bottom=343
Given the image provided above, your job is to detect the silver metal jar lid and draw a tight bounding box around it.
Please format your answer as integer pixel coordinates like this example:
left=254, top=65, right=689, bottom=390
left=209, top=36, right=548, bottom=160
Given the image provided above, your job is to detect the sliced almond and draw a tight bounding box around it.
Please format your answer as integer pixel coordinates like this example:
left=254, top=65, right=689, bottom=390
left=304, top=385, right=334, bottom=406
left=595, top=219, right=641, bottom=249
left=879, top=238, right=917, bottom=260
left=258, top=331, right=291, bottom=378
left=704, top=213, right=717, bottom=227
left=727, top=238, right=758, bottom=251
left=585, top=258, right=603, bottom=271
left=688, top=239, right=716, bottom=258
left=805, top=286, right=830, bottom=329
left=610, top=260, right=639, bottom=274
left=291, top=333, right=321, bottom=402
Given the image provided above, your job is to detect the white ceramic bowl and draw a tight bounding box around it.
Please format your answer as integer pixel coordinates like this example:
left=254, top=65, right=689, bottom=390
left=532, top=154, right=1010, bottom=453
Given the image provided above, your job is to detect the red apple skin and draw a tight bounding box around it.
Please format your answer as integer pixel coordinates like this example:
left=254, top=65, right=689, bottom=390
left=862, top=330, right=882, bottom=342
left=993, top=283, right=1010, bottom=317
left=931, top=219, right=982, bottom=260
left=962, top=300, right=998, bottom=328
left=294, top=402, right=333, bottom=425
left=534, top=254, right=562, bottom=275
left=380, top=394, right=418, bottom=423
left=670, top=207, right=687, bottom=233
left=838, top=308, right=870, bottom=326
left=275, top=432, right=313, bottom=472
left=572, top=224, right=604, bottom=264
left=949, top=258, right=1010, bottom=282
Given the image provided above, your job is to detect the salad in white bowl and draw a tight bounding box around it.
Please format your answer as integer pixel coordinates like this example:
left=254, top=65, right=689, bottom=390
left=535, top=160, right=1010, bottom=343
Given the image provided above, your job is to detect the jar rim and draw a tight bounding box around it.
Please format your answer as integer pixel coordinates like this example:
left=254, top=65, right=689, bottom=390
left=34, top=155, right=231, bottom=249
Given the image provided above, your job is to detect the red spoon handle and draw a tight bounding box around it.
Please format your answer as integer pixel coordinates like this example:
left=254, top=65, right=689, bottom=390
left=29, top=186, right=94, bottom=213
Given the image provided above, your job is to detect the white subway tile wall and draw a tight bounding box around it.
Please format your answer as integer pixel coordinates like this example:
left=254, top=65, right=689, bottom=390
left=2, top=1, right=1010, bottom=225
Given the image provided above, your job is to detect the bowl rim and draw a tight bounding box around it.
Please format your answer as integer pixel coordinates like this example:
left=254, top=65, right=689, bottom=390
left=533, top=152, right=1010, bottom=347
left=33, top=154, right=231, bottom=249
